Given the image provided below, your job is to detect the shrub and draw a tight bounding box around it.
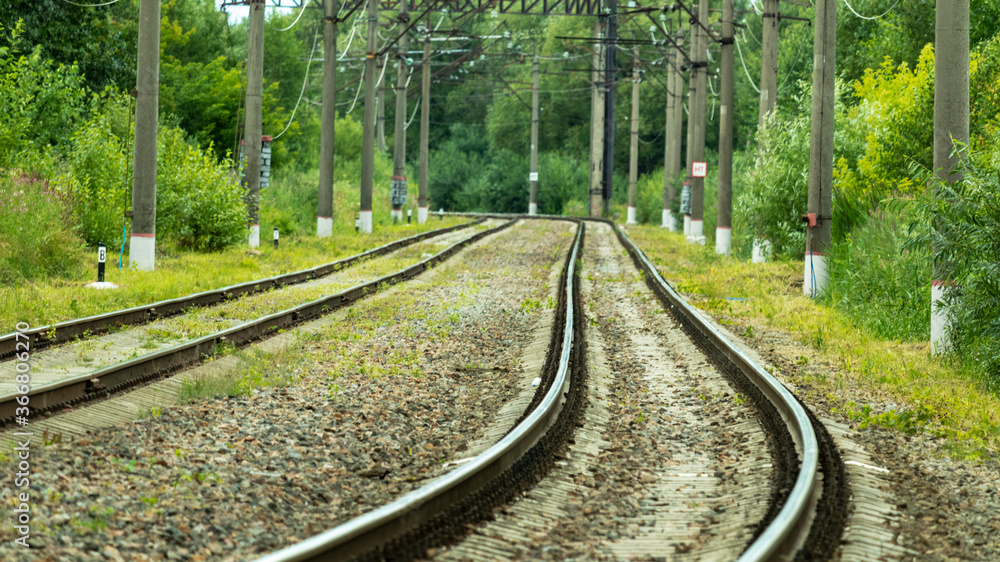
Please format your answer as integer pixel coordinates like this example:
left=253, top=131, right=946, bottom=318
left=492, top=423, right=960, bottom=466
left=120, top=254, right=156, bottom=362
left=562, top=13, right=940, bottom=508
left=834, top=45, right=934, bottom=233
left=538, top=152, right=589, bottom=216
left=826, top=206, right=931, bottom=341
left=0, top=173, right=86, bottom=283
left=736, top=110, right=810, bottom=259
left=61, top=109, right=130, bottom=247
left=905, top=142, right=1000, bottom=389
left=156, top=127, right=246, bottom=251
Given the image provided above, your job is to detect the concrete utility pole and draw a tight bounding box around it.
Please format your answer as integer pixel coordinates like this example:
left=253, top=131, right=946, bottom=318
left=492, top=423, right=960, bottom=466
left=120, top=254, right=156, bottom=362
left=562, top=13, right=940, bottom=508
left=244, top=0, right=265, bottom=248
left=602, top=0, right=618, bottom=214
left=377, top=55, right=387, bottom=152
left=359, top=0, right=377, bottom=233
left=317, top=0, right=337, bottom=238
left=931, top=0, right=970, bottom=353
left=390, top=2, right=410, bottom=223
left=418, top=28, right=430, bottom=224
left=130, top=0, right=160, bottom=271
left=662, top=42, right=677, bottom=230
left=589, top=22, right=607, bottom=217
left=804, top=0, right=836, bottom=297
left=758, top=0, right=779, bottom=135
left=716, top=0, right=734, bottom=255
left=529, top=54, right=540, bottom=215
left=627, top=47, right=640, bottom=225
left=664, top=31, right=685, bottom=231
left=686, top=0, right=708, bottom=245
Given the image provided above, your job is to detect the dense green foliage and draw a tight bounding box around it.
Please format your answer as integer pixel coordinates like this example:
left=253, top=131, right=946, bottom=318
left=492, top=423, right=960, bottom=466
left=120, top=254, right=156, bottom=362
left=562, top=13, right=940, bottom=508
left=904, top=149, right=1000, bottom=388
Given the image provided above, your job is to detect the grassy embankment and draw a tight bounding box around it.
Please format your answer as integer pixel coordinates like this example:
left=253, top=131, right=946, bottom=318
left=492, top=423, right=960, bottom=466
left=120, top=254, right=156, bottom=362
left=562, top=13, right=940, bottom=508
left=0, top=218, right=468, bottom=331
left=629, top=226, right=1000, bottom=459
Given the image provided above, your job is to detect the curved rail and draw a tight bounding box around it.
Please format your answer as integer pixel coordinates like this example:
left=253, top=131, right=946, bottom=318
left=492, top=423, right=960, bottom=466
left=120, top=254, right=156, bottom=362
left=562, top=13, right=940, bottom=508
left=432, top=213, right=825, bottom=559
left=255, top=220, right=585, bottom=562
left=0, top=219, right=507, bottom=424
left=0, top=220, right=482, bottom=359
left=249, top=213, right=829, bottom=561
left=612, top=226, right=819, bottom=561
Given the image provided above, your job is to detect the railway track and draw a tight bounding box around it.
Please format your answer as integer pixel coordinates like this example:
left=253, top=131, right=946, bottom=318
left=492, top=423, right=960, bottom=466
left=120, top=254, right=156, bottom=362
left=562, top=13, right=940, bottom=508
left=0, top=216, right=848, bottom=560
left=0, top=219, right=501, bottom=425
left=256, top=216, right=849, bottom=562
left=0, top=220, right=481, bottom=361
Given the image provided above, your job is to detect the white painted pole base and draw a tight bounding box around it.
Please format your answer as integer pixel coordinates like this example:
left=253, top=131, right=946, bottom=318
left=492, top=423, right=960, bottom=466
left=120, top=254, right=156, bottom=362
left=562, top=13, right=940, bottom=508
left=528, top=202, right=538, bottom=215
left=931, top=282, right=952, bottom=355
left=626, top=206, right=637, bottom=225
left=390, top=209, right=403, bottom=223
left=715, top=227, right=731, bottom=255
left=661, top=209, right=671, bottom=229
left=686, top=219, right=705, bottom=245
left=683, top=215, right=691, bottom=236
left=359, top=210, right=373, bottom=234
left=417, top=206, right=428, bottom=224
left=129, top=235, right=155, bottom=271
left=752, top=238, right=772, bottom=263
left=803, top=252, right=829, bottom=298
left=317, top=216, right=333, bottom=238
left=248, top=224, right=260, bottom=248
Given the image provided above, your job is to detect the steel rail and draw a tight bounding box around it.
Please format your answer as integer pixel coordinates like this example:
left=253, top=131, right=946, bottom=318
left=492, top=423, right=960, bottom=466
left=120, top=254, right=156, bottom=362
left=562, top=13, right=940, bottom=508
left=0, top=220, right=482, bottom=359
left=612, top=225, right=819, bottom=561
left=0, top=219, right=509, bottom=423
left=254, top=220, right=584, bottom=562
left=438, top=212, right=821, bottom=559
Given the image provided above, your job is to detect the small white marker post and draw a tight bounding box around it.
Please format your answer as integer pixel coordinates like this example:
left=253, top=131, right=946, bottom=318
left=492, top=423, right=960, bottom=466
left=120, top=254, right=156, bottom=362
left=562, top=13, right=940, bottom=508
left=407, top=208, right=412, bottom=225
left=97, top=243, right=106, bottom=282
left=273, top=227, right=279, bottom=248
left=439, top=208, right=444, bottom=220
left=88, top=243, right=118, bottom=289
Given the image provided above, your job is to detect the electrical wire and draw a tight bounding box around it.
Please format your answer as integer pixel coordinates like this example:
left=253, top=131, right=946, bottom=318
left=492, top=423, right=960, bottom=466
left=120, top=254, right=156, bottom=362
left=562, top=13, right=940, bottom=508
left=742, top=20, right=762, bottom=46
left=277, top=1, right=309, bottom=31
left=735, top=33, right=761, bottom=94
left=338, top=20, right=360, bottom=59
left=404, top=95, right=420, bottom=129
left=60, top=0, right=121, bottom=6
left=843, top=0, right=901, bottom=20
left=345, top=66, right=365, bottom=114
left=273, top=29, right=320, bottom=140
left=374, top=53, right=389, bottom=89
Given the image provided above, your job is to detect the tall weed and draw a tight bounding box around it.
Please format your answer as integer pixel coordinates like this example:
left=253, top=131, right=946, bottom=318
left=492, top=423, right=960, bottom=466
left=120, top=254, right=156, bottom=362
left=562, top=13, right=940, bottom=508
left=0, top=173, right=87, bottom=283
left=904, top=143, right=1000, bottom=389
left=825, top=206, right=930, bottom=341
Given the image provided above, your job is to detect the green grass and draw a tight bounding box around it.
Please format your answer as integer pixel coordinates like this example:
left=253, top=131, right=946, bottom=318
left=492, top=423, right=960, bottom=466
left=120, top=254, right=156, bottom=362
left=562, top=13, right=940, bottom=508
left=0, top=218, right=468, bottom=331
left=628, top=225, right=1000, bottom=458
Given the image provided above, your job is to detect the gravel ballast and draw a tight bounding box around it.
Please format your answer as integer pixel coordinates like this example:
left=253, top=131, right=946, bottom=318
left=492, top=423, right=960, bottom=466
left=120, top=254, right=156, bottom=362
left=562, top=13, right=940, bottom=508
left=0, top=220, right=574, bottom=561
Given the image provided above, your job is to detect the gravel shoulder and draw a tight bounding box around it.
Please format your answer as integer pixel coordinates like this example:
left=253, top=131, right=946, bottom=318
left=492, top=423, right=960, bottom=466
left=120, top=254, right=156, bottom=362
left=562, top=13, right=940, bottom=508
left=0, top=219, right=572, bottom=561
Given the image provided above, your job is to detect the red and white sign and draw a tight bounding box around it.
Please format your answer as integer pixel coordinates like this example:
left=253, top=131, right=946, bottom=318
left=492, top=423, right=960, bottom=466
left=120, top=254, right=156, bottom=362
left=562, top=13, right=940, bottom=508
left=692, top=162, right=708, bottom=178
